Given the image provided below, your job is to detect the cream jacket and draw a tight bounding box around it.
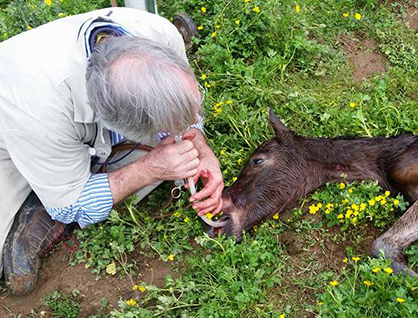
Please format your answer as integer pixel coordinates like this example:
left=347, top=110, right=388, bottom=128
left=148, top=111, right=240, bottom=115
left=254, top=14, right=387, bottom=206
left=0, top=7, right=187, bottom=212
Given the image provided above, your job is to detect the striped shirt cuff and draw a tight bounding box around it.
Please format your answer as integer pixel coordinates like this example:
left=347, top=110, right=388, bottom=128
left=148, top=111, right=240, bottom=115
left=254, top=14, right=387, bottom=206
left=45, top=173, right=113, bottom=228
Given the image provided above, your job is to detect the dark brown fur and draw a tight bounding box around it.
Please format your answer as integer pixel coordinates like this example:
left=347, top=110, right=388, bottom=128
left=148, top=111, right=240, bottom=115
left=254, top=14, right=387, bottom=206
left=219, top=109, right=418, bottom=275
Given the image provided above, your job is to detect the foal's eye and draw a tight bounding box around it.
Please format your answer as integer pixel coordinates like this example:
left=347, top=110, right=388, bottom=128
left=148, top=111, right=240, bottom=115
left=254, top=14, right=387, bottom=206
left=252, top=158, right=264, bottom=165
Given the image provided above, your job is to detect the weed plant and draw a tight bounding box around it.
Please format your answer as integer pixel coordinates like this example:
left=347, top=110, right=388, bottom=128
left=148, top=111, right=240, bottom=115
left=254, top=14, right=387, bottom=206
left=3, top=0, right=418, bottom=317
left=316, top=257, right=418, bottom=317
left=309, top=180, right=409, bottom=230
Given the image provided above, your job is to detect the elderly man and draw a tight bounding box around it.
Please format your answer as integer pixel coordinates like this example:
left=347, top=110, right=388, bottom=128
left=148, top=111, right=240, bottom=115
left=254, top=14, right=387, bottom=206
left=0, top=7, right=223, bottom=294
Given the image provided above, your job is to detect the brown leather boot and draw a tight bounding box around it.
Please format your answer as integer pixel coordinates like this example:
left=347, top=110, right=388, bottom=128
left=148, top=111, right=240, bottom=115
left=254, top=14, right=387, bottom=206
left=2, top=192, right=69, bottom=295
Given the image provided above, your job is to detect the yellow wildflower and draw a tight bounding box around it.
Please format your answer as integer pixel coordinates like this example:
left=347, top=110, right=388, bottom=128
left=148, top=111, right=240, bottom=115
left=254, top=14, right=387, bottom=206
left=201, top=74, right=207, bottom=80
left=337, top=213, right=344, bottom=219
left=372, top=267, right=381, bottom=273
left=360, top=203, right=367, bottom=211
left=317, top=302, right=324, bottom=306
left=58, top=12, right=66, bottom=18
left=369, top=199, right=375, bottom=206
left=394, top=199, right=400, bottom=206
left=206, top=213, right=213, bottom=219
left=211, top=31, right=217, bottom=37
left=351, top=204, right=359, bottom=211
left=132, top=284, right=139, bottom=291
left=184, top=217, right=190, bottom=223
left=226, top=100, right=232, bottom=104
left=339, top=183, right=346, bottom=189
left=325, top=209, right=330, bottom=214
left=343, top=12, right=349, bottom=18
left=355, top=13, right=362, bottom=20
left=295, top=4, right=300, bottom=13
left=397, top=297, right=406, bottom=303
left=309, top=205, right=318, bottom=214
left=26, top=25, right=33, bottom=30
left=329, top=280, right=339, bottom=287
left=352, top=217, right=358, bottom=225
left=363, top=280, right=373, bottom=287
left=201, top=7, right=207, bottom=13
left=253, top=5, right=260, bottom=13
left=45, top=0, right=51, bottom=6
left=245, top=0, right=251, bottom=2
left=352, top=256, right=360, bottom=262
left=273, top=213, right=279, bottom=219
left=326, top=203, right=334, bottom=209
left=220, top=149, right=226, bottom=156
left=345, top=210, right=353, bottom=218
left=197, top=25, right=204, bottom=30
left=385, top=190, right=390, bottom=197
left=384, top=268, right=393, bottom=274
left=204, top=81, right=211, bottom=88
left=235, top=20, right=240, bottom=25
left=215, top=25, right=221, bottom=29
left=139, top=285, right=146, bottom=292
left=253, top=225, right=258, bottom=232
left=348, top=188, right=353, bottom=193
left=126, top=299, right=137, bottom=306
left=375, top=195, right=383, bottom=202
left=173, top=211, right=181, bottom=218
left=349, top=102, right=356, bottom=108
left=317, top=203, right=323, bottom=209
left=343, top=258, right=348, bottom=263
left=238, top=158, right=243, bottom=165
left=280, top=314, right=285, bottom=318
left=380, top=198, right=387, bottom=205
left=106, top=262, right=117, bottom=275
left=232, top=177, right=238, bottom=182
left=168, top=254, right=175, bottom=261
left=342, top=198, right=349, bottom=204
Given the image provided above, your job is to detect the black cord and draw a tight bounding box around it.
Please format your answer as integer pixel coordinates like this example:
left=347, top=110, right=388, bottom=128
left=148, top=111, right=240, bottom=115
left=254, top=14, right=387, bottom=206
left=92, top=143, right=142, bottom=166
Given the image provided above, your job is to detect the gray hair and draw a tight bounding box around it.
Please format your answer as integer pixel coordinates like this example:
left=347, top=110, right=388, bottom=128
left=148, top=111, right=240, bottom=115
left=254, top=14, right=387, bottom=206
left=86, top=36, right=199, bottom=144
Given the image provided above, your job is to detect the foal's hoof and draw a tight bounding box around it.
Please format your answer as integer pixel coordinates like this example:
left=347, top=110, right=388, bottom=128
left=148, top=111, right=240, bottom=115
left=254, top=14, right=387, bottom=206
left=371, top=238, right=417, bottom=277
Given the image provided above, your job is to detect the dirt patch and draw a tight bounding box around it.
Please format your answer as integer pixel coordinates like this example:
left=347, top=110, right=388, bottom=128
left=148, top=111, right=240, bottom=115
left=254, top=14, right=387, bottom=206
left=406, top=4, right=418, bottom=29
left=339, top=35, right=387, bottom=82
left=0, top=243, right=175, bottom=317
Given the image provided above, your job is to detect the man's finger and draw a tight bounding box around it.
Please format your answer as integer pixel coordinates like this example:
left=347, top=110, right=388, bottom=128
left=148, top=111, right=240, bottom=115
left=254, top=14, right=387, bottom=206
left=190, top=177, right=218, bottom=202
left=182, top=158, right=200, bottom=174
left=174, top=140, right=195, bottom=154
left=193, top=195, right=219, bottom=211
left=181, top=148, right=199, bottom=163
left=196, top=199, right=223, bottom=216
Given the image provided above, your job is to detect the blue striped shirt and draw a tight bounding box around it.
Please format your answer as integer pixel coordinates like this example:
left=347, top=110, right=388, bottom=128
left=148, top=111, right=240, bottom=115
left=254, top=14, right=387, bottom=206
left=44, top=24, right=205, bottom=228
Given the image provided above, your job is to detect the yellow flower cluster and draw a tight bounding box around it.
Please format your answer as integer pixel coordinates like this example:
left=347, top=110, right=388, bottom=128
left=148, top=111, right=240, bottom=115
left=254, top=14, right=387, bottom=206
left=133, top=284, right=146, bottom=292
left=342, top=12, right=362, bottom=20
left=125, top=299, right=137, bottom=306
left=214, top=101, right=223, bottom=115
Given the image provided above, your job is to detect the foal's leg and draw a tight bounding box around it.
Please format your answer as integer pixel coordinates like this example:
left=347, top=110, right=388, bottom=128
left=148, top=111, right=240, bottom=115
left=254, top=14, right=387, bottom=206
left=372, top=200, right=418, bottom=276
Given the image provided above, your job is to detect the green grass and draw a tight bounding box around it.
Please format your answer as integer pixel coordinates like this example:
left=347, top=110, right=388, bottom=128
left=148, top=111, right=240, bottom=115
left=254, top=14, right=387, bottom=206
left=3, top=0, right=418, bottom=317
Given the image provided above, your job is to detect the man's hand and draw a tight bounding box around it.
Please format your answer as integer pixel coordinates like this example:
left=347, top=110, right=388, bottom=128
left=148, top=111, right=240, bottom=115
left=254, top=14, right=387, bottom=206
left=184, top=130, right=224, bottom=216
left=142, top=135, right=200, bottom=182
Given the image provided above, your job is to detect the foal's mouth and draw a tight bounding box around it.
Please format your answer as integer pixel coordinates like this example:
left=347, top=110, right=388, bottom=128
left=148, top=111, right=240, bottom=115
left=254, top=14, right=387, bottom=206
left=203, top=214, right=232, bottom=237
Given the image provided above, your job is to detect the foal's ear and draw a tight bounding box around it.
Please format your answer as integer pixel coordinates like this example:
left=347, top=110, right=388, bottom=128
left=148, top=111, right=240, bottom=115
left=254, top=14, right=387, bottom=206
left=268, top=108, right=290, bottom=136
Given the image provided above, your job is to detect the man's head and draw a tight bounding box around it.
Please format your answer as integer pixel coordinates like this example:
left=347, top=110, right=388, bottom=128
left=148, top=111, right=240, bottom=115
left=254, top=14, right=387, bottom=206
left=86, top=36, right=200, bottom=143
